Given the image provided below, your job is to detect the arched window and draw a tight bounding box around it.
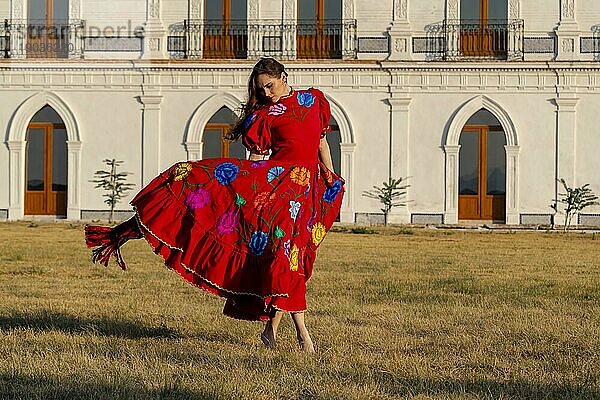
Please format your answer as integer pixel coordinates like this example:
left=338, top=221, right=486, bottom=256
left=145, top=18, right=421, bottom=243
left=25, top=105, right=68, bottom=216
left=458, top=109, right=506, bottom=222
left=202, top=107, right=246, bottom=159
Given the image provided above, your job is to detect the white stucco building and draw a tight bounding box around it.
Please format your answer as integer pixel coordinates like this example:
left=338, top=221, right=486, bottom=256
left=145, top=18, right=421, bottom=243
left=1, top=0, right=599, bottom=226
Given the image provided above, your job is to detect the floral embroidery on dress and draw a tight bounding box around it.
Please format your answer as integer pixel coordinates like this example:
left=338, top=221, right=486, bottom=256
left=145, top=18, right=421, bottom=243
left=311, top=222, right=326, bottom=247
left=267, top=166, right=285, bottom=183
left=289, top=200, right=301, bottom=221
left=273, top=226, right=285, bottom=239
left=186, top=188, right=210, bottom=210
left=289, top=244, right=299, bottom=271
left=214, top=162, right=239, bottom=185
left=217, top=211, right=239, bottom=234
left=323, top=180, right=343, bottom=203
left=251, top=160, right=267, bottom=168
left=172, top=162, right=192, bottom=181
left=268, top=103, right=287, bottom=116
left=235, top=193, right=246, bottom=206
left=244, top=113, right=257, bottom=129
left=283, top=239, right=291, bottom=257
left=253, top=192, right=277, bottom=209
left=290, top=167, right=310, bottom=186
left=249, top=230, right=269, bottom=255
left=297, top=92, right=315, bottom=108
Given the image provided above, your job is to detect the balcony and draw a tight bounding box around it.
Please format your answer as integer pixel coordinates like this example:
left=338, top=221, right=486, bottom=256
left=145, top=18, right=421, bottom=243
left=416, top=19, right=524, bottom=61
left=168, top=19, right=357, bottom=60
left=3, top=19, right=85, bottom=59
left=1, top=20, right=8, bottom=58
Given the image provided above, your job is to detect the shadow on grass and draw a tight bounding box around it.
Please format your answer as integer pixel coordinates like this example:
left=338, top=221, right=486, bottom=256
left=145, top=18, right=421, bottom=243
left=0, top=310, right=181, bottom=339
left=0, top=372, right=216, bottom=400
left=374, top=374, right=598, bottom=400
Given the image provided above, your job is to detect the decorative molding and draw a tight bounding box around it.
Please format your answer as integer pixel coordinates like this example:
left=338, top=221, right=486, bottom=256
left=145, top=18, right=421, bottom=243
left=148, top=37, right=160, bottom=51
left=509, top=0, right=520, bottom=19
left=343, top=0, right=355, bottom=20
left=248, top=0, right=259, bottom=19
left=70, top=0, right=82, bottom=20
left=12, top=0, right=24, bottom=20
left=149, top=0, right=161, bottom=19
left=284, top=0, right=295, bottom=21
left=562, top=38, right=575, bottom=53
left=561, top=0, right=575, bottom=20
left=189, top=0, right=202, bottom=20
left=447, top=0, right=458, bottom=20
left=394, top=0, right=408, bottom=20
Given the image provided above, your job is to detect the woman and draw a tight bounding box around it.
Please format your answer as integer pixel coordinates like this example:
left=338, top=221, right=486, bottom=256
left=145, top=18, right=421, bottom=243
left=85, top=58, right=344, bottom=353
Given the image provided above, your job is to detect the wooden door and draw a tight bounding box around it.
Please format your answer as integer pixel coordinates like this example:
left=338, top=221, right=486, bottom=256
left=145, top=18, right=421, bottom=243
left=459, top=0, right=507, bottom=57
left=203, top=0, right=247, bottom=59
left=458, top=126, right=506, bottom=222
left=297, top=0, right=342, bottom=59
left=25, top=123, right=67, bottom=216
left=27, top=0, right=69, bottom=58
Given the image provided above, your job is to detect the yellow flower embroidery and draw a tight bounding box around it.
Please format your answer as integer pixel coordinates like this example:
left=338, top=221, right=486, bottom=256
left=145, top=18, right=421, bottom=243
left=312, top=222, right=326, bottom=247
left=290, top=167, right=310, bottom=186
left=289, top=244, right=299, bottom=271
left=172, top=162, right=192, bottom=181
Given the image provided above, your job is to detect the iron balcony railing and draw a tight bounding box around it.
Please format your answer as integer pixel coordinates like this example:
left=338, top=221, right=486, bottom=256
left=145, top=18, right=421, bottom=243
left=446, top=19, right=524, bottom=60
left=168, top=19, right=357, bottom=60
left=4, top=19, right=85, bottom=59
left=417, top=19, right=524, bottom=61
left=1, top=20, right=9, bottom=58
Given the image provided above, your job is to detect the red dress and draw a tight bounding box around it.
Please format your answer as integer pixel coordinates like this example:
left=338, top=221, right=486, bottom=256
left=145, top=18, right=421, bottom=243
left=86, top=88, right=345, bottom=321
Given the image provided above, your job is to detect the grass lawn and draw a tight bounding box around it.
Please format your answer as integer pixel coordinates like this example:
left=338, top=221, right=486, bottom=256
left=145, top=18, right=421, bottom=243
left=0, top=222, right=598, bottom=400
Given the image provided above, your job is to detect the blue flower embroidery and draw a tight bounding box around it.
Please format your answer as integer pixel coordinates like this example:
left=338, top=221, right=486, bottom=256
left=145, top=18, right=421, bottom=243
left=244, top=113, right=257, bottom=129
left=297, top=92, right=315, bottom=108
left=267, top=166, right=285, bottom=183
left=249, top=230, right=268, bottom=255
left=214, top=162, right=239, bottom=185
left=323, top=180, right=343, bottom=203
left=289, top=200, right=301, bottom=221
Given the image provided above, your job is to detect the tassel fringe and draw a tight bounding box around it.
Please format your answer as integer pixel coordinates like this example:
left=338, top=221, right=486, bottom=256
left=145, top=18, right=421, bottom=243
left=84, top=217, right=143, bottom=270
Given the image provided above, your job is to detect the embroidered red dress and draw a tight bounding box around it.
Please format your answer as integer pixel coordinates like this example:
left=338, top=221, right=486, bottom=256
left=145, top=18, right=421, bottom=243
left=86, top=88, right=344, bottom=321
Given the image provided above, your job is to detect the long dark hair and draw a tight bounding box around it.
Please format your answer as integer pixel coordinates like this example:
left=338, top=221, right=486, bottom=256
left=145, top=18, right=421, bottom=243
left=227, top=58, right=287, bottom=141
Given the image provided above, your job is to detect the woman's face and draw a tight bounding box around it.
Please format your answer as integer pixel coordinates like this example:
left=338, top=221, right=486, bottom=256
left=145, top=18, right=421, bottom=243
left=256, top=72, right=288, bottom=103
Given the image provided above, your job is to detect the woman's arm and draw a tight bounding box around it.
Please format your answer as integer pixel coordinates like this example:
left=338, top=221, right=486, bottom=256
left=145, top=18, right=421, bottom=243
left=318, top=138, right=335, bottom=172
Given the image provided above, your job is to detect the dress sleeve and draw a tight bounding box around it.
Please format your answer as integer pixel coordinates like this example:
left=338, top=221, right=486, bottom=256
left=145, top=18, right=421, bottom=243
left=311, top=88, right=332, bottom=138
left=242, top=110, right=271, bottom=155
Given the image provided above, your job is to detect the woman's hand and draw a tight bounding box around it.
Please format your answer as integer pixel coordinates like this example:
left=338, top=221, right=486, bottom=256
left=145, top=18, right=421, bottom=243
left=248, top=152, right=266, bottom=161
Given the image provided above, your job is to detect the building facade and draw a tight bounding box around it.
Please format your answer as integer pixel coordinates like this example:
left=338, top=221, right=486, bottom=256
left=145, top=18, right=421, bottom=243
left=1, top=0, right=599, bottom=226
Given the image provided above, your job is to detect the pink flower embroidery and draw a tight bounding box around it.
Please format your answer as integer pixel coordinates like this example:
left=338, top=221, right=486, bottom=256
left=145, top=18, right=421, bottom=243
left=217, top=210, right=239, bottom=234
left=268, top=103, right=287, bottom=116
left=186, top=188, right=210, bottom=210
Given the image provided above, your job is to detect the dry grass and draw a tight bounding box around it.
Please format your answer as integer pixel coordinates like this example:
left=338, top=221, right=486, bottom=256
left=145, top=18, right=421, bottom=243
left=0, top=222, right=598, bottom=400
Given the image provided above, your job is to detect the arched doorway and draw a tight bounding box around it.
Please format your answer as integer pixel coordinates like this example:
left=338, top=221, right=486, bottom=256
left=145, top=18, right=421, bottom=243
left=458, top=109, right=506, bottom=222
left=25, top=105, right=68, bottom=216
left=202, top=106, right=246, bottom=159
left=327, top=115, right=342, bottom=175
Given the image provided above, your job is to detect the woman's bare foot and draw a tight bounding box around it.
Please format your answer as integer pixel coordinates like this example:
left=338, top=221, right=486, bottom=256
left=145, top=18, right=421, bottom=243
left=297, top=332, right=315, bottom=353
left=260, top=324, right=277, bottom=349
